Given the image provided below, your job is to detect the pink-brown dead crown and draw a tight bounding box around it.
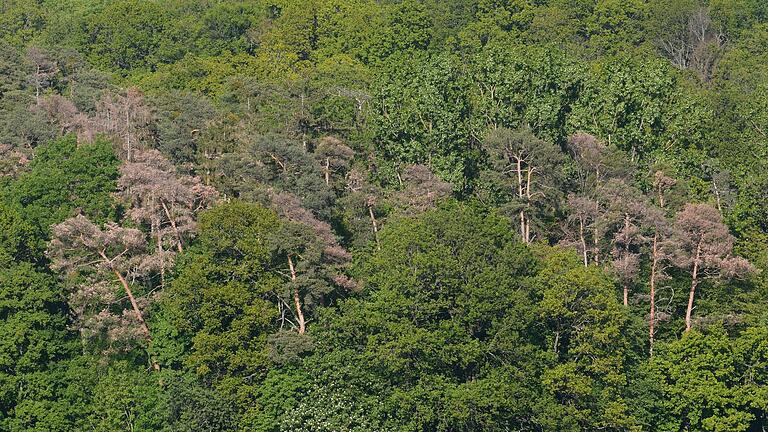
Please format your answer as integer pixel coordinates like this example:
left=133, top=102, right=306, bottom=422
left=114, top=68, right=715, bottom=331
left=653, top=170, right=677, bottom=194
left=611, top=252, right=641, bottom=283
left=568, top=132, right=604, bottom=166
left=674, top=203, right=756, bottom=279
left=48, top=215, right=154, bottom=346
left=394, top=164, right=452, bottom=213
left=118, top=148, right=219, bottom=251
left=49, top=215, right=146, bottom=273
left=270, top=191, right=351, bottom=263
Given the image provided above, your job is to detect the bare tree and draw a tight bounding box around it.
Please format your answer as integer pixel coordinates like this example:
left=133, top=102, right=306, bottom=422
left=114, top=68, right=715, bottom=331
left=597, top=179, right=649, bottom=306
left=118, top=149, right=218, bottom=257
left=563, top=194, right=601, bottom=267
left=92, top=87, right=153, bottom=161
left=37, top=94, right=79, bottom=135
left=567, top=133, right=632, bottom=264
left=655, top=6, right=725, bottom=82
left=49, top=215, right=160, bottom=370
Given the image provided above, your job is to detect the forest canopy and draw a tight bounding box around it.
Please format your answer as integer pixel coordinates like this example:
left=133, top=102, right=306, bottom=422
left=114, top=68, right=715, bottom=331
left=1, top=0, right=768, bottom=431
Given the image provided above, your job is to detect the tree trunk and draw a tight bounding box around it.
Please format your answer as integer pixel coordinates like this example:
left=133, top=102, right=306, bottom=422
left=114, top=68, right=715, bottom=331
left=161, top=201, right=184, bottom=253
left=525, top=166, right=534, bottom=243
left=367, top=204, right=380, bottom=250
left=35, top=66, right=41, bottom=106
left=125, top=110, right=132, bottom=162
left=101, top=251, right=159, bottom=371
left=685, top=243, right=702, bottom=332
left=324, top=157, right=330, bottom=185
left=622, top=214, right=630, bottom=306
left=623, top=283, right=629, bottom=307
left=579, top=219, right=588, bottom=267
left=515, top=157, right=528, bottom=243
left=287, top=255, right=306, bottom=334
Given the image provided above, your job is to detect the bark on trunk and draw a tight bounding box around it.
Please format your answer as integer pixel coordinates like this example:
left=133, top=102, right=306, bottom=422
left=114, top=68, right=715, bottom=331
left=161, top=201, right=184, bottom=253
left=367, top=204, right=380, bottom=250
left=623, top=283, right=629, bottom=307
left=101, top=251, right=159, bottom=371
left=685, top=243, right=702, bottom=332
left=515, top=157, right=528, bottom=244
left=287, top=255, right=306, bottom=334
left=579, top=219, right=588, bottom=267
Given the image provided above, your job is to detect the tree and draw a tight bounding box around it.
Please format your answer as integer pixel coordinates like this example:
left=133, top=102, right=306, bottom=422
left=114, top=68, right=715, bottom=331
left=645, top=206, right=676, bottom=356
left=307, top=203, right=548, bottom=431
left=118, top=148, right=218, bottom=256
left=648, top=1, right=725, bottom=82
left=24, top=46, right=58, bottom=105
left=563, top=193, right=601, bottom=267
left=160, top=200, right=281, bottom=383
left=149, top=90, right=218, bottom=167
left=562, top=132, right=633, bottom=267
left=338, top=168, right=385, bottom=250
left=371, top=52, right=472, bottom=188
left=481, top=127, right=563, bottom=244
left=469, top=42, right=583, bottom=142
left=91, top=88, right=153, bottom=161
left=48, top=215, right=159, bottom=370
left=269, top=191, right=353, bottom=334
left=599, top=179, right=649, bottom=306
left=643, top=327, right=768, bottom=431
left=219, top=134, right=334, bottom=218
left=81, top=0, right=171, bottom=73
left=4, top=135, right=120, bottom=231
left=313, top=136, right=354, bottom=188
left=390, top=164, right=452, bottom=215
left=0, top=203, right=75, bottom=430
left=533, top=247, right=637, bottom=430
left=674, top=203, right=754, bottom=332
left=567, top=54, right=703, bottom=159
left=647, top=168, right=679, bottom=355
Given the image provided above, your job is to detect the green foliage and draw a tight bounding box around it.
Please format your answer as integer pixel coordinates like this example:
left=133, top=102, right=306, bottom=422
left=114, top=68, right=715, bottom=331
left=1, top=1, right=768, bottom=430
left=80, top=0, right=172, bottom=73
left=371, top=52, right=472, bottom=188
left=641, top=327, right=768, bottom=431
left=159, top=201, right=282, bottom=378
left=4, top=134, right=120, bottom=231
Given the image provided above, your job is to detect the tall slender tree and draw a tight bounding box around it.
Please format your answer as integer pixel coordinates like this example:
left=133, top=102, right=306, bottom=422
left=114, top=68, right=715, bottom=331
left=674, top=204, right=754, bottom=332
left=482, top=127, right=563, bottom=243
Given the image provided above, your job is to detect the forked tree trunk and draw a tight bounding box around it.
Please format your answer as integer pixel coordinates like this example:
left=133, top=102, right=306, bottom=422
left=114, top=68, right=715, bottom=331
left=685, top=242, right=702, bottom=332
left=287, top=255, right=306, bottom=334
left=367, top=204, right=380, bottom=250
left=161, top=201, right=184, bottom=253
